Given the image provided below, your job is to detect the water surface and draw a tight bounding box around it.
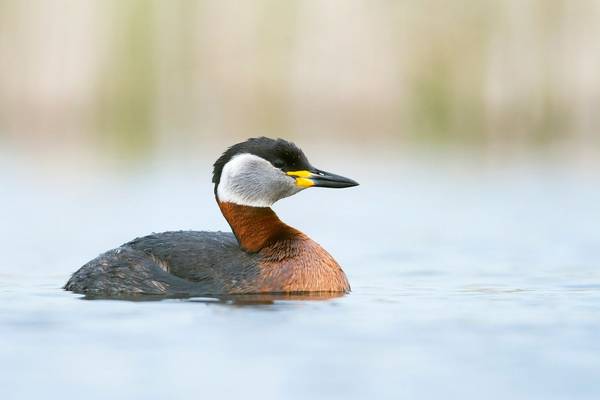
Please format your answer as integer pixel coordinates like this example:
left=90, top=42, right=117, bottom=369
left=1, top=152, right=599, bottom=399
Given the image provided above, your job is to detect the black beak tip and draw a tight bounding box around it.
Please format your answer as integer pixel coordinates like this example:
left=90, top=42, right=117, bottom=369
left=311, top=169, right=360, bottom=189
left=346, top=179, right=359, bottom=188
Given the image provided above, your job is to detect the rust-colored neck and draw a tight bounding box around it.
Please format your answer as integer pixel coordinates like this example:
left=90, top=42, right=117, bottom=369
left=218, top=201, right=304, bottom=253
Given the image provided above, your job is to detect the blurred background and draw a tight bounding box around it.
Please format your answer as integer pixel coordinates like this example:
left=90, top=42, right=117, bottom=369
left=2, top=2, right=600, bottom=399
left=1, top=0, right=599, bottom=164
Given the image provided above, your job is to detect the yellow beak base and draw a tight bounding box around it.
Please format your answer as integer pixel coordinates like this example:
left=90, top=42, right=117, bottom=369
left=287, top=170, right=315, bottom=187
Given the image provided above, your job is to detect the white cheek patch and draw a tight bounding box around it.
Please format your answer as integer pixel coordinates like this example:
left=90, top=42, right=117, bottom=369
left=217, top=153, right=302, bottom=207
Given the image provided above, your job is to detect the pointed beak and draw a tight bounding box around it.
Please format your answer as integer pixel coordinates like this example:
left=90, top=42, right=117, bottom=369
left=287, top=169, right=359, bottom=188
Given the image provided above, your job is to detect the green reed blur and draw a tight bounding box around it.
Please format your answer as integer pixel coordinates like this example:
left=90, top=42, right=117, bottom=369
left=0, top=0, right=598, bottom=155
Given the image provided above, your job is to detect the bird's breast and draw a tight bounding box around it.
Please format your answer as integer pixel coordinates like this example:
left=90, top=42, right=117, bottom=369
left=229, top=238, right=350, bottom=293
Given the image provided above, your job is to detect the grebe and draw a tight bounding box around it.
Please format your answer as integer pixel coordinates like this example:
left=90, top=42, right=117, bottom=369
left=65, top=137, right=358, bottom=297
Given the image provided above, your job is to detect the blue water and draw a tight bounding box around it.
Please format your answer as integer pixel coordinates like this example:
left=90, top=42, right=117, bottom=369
left=1, top=151, right=599, bottom=399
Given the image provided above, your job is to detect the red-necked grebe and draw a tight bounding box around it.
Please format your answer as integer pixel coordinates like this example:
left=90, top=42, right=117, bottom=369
left=64, top=137, right=358, bottom=297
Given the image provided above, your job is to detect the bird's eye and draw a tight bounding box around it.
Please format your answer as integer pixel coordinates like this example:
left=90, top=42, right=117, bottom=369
left=273, top=160, right=285, bottom=169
